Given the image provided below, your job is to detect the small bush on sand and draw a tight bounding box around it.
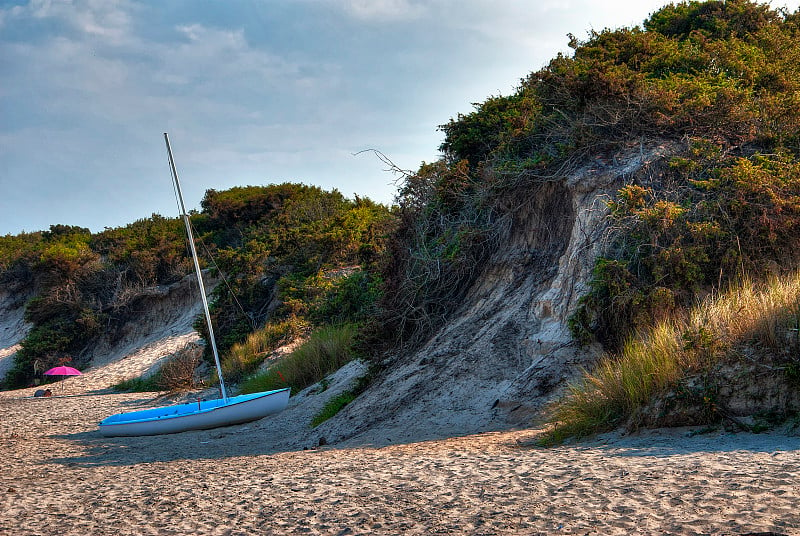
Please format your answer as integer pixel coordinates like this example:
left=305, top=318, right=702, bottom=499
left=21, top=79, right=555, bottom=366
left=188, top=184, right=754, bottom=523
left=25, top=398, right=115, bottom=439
left=112, top=343, right=203, bottom=393
left=157, top=343, right=203, bottom=391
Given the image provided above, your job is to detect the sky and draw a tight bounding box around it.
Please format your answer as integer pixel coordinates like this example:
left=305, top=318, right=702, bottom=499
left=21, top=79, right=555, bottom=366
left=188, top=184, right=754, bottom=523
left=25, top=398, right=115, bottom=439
left=2, top=0, right=800, bottom=235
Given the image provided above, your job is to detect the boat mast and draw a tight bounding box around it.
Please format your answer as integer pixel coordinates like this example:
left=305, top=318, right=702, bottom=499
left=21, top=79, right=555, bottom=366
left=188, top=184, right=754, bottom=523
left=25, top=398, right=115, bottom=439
left=164, top=133, right=229, bottom=402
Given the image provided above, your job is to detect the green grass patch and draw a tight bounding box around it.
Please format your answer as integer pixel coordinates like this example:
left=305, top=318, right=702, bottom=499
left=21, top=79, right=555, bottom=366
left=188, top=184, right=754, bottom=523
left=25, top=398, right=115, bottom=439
left=112, top=375, right=161, bottom=393
left=311, top=391, right=357, bottom=427
left=239, top=323, right=358, bottom=395
left=237, top=369, right=285, bottom=395
left=310, top=372, right=373, bottom=427
left=222, top=318, right=307, bottom=383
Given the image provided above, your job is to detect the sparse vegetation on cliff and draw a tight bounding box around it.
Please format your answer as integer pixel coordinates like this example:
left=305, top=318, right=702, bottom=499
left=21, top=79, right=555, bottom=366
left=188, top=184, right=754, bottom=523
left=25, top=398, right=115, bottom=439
left=543, top=273, right=800, bottom=444
left=534, top=0, right=800, bottom=439
left=378, top=0, right=800, bottom=352
left=377, top=0, right=800, bottom=439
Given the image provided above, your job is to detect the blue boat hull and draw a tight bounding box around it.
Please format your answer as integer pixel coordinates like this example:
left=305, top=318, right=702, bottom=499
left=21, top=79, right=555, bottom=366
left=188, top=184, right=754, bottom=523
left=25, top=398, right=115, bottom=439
left=98, top=388, right=290, bottom=437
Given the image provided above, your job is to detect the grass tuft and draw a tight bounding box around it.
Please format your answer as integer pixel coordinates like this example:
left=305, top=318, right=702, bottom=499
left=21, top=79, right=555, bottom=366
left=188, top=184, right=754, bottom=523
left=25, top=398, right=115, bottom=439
left=239, top=324, right=358, bottom=395
left=310, top=373, right=372, bottom=427
left=542, top=272, right=800, bottom=444
left=112, top=375, right=161, bottom=393
left=311, top=391, right=357, bottom=427
left=222, top=319, right=307, bottom=382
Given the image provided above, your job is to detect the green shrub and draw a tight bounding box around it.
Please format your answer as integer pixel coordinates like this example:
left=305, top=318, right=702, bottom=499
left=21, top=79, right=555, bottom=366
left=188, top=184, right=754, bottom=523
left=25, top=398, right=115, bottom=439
left=92, top=214, right=190, bottom=284
left=199, top=184, right=393, bottom=359
left=439, top=91, right=540, bottom=165
left=573, top=150, right=800, bottom=350
left=309, top=271, right=383, bottom=325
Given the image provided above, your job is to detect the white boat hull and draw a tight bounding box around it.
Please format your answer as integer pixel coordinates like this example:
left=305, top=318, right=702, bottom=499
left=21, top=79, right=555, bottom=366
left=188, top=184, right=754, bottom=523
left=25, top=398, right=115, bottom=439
left=98, top=388, right=290, bottom=437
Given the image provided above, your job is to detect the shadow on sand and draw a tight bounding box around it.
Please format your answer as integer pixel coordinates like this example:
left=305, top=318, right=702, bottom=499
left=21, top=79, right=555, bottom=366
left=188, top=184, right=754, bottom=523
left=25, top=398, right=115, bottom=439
left=518, top=425, right=800, bottom=458
left=49, top=420, right=800, bottom=469
left=48, top=423, right=336, bottom=467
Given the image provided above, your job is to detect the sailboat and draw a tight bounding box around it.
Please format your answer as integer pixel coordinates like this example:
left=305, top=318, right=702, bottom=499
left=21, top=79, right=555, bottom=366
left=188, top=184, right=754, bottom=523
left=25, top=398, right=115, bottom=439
left=98, top=134, right=290, bottom=437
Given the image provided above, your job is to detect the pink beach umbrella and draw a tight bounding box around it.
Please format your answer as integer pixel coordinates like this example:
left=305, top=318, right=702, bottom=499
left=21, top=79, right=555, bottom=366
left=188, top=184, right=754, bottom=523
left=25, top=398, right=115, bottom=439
left=43, top=366, right=82, bottom=394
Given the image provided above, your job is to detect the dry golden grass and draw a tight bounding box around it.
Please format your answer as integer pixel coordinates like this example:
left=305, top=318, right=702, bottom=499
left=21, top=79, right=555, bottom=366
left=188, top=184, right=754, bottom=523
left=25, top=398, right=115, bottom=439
left=543, top=272, right=800, bottom=444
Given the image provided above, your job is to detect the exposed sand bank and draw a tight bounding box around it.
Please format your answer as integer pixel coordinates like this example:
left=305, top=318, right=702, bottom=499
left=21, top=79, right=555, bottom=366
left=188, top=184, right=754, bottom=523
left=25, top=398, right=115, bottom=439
left=1, top=271, right=798, bottom=535
left=1, top=386, right=798, bottom=536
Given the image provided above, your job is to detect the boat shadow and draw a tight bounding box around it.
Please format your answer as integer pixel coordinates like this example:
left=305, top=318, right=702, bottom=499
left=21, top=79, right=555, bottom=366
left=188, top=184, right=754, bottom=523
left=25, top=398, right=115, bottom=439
left=48, top=422, right=336, bottom=467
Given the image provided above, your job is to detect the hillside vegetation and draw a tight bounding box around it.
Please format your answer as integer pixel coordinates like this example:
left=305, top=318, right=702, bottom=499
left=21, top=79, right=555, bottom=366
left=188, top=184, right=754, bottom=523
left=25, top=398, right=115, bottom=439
left=2, top=0, right=800, bottom=440
left=0, top=184, right=392, bottom=389
left=391, top=0, right=800, bottom=437
left=389, top=0, right=799, bottom=344
left=373, top=0, right=800, bottom=439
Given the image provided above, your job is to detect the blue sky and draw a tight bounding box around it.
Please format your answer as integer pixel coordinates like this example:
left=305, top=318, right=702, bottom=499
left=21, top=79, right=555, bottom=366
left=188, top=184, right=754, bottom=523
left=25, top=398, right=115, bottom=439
left=2, top=0, right=799, bottom=235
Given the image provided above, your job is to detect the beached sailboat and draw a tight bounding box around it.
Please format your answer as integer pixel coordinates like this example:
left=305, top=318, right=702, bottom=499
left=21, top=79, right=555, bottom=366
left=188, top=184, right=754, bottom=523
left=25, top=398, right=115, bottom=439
left=98, top=133, right=290, bottom=437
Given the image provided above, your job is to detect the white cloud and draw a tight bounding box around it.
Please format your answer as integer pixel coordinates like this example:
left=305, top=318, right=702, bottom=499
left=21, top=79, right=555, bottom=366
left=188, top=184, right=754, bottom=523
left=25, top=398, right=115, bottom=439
left=342, top=0, right=426, bottom=21
left=70, top=0, right=133, bottom=42
left=10, top=0, right=135, bottom=43
left=4, top=0, right=800, bottom=234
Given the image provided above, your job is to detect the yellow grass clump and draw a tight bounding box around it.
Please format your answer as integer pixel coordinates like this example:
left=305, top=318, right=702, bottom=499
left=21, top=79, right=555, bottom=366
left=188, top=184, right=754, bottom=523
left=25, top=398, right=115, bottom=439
left=543, top=272, right=800, bottom=444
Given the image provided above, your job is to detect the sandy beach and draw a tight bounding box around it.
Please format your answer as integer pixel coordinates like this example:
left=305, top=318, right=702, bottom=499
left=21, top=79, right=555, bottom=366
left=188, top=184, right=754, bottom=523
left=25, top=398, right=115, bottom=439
left=1, top=385, right=798, bottom=536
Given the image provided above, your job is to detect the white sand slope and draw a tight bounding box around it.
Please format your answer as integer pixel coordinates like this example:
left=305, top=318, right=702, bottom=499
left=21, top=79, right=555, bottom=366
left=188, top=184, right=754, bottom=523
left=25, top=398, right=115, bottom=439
left=0, top=289, right=30, bottom=381
left=0, top=275, right=204, bottom=390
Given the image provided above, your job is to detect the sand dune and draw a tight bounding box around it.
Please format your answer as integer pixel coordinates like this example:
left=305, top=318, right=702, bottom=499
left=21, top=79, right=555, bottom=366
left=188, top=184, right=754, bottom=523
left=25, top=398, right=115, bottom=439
left=1, top=384, right=798, bottom=536
left=1, top=279, right=799, bottom=535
